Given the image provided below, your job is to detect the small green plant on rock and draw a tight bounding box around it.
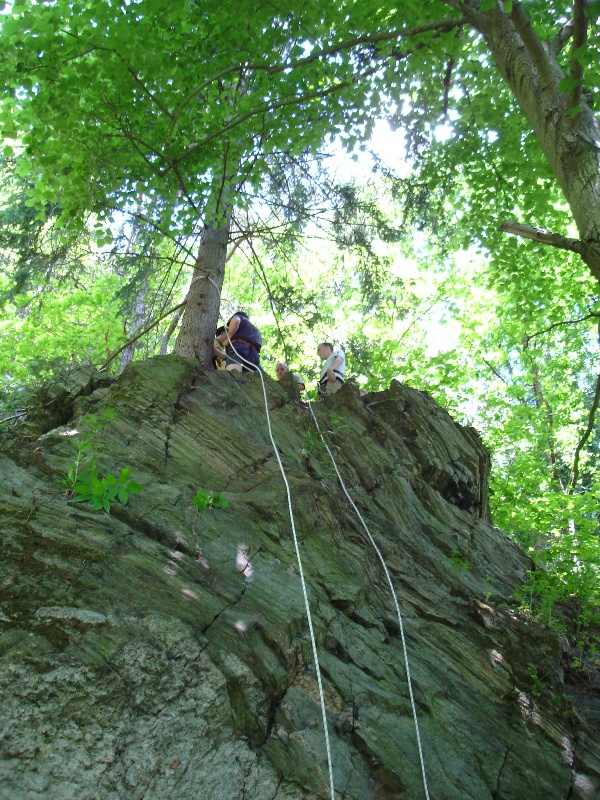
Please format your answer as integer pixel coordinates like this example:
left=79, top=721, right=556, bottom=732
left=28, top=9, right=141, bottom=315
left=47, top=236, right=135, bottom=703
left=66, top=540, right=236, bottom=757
left=60, top=407, right=118, bottom=492
left=62, top=438, right=96, bottom=492
left=301, top=429, right=328, bottom=459
left=74, top=466, right=141, bottom=512
left=449, top=549, right=471, bottom=573
left=191, top=489, right=229, bottom=510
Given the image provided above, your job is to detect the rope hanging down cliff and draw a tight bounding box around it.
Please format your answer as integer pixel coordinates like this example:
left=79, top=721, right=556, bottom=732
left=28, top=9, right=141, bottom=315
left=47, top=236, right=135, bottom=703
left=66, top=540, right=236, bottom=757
left=221, top=326, right=336, bottom=800
left=305, top=395, right=431, bottom=800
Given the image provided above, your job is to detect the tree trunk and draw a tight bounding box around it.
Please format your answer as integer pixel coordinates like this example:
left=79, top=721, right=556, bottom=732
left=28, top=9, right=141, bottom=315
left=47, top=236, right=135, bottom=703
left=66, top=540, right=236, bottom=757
left=472, top=5, right=600, bottom=279
left=159, top=307, right=184, bottom=355
left=119, top=281, right=148, bottom=372
left=173, top=213, right=231, bottom=367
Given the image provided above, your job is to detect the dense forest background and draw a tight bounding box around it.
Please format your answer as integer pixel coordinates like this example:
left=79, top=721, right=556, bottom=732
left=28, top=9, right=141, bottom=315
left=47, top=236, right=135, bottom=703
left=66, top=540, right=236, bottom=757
left=1, top=0, right=599, bottom=661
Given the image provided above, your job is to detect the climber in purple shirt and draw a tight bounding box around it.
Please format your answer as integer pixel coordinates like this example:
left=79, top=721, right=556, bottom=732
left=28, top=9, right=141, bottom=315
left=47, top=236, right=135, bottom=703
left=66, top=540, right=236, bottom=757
left=216, top=311, right=262, bottom=373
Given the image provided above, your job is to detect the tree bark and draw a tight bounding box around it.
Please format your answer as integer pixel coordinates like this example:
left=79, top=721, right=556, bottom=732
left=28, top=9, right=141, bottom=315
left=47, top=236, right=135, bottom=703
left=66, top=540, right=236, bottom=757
left=173, top=213, right=231, bottom=367
left=119, top=281, right=148, bottom=372
left=471, top=4, right=600, bottom=279
left=159, top=307, right=184, bottom=355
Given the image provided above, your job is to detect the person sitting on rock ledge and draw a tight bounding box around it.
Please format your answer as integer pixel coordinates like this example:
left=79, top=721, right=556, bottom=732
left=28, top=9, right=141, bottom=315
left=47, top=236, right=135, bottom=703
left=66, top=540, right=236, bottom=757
left=317, top=342, right=346, bottom=398
left=217, top=311, right=262, bottom=373
left=275, top=362, right=305, bottom=391
left=212, top=326, right=227, bottom=370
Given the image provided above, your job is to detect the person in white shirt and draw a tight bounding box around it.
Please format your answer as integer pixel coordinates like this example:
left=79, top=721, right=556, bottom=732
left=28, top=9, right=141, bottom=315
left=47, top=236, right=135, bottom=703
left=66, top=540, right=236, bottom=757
left=275, top=362, right=305, bottom=391
left=317, top=342, right=346, bottom=397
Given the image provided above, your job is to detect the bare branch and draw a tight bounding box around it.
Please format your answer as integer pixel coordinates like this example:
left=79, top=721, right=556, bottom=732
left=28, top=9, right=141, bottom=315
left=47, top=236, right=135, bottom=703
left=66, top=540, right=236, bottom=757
left=480, top=358, right=527, bottom=402
left=569, top=0, right=587, bottom=110
left=126, top=67, right=174, bottom=119
left=568, top=369, right=600, bottom=493
left=509, top=2, right=557, bottom=88
left=159, top=307, right=184, bottom=355
left=523, top=339, right=564, bottom=489
left=442, top=57, right=456, bottom=122
left=437, top=0, right=470, bottom=13
left=130, top=213, right=197, bottom=261
left=169, top=64, right=383, bottom=170
left=549, top=19, right=575, bottom=57
left=99, top=300, right=187, bottom=371
left=165, top=16, right=465, bottom=140
left=525, top=312, right=600, bottom=343
left=499, top=219, right=589, bottom=257
left=0, top=411, right=27, bottom=426
left=244, top=243, right=291, bottom=363
left=226, top=231, right=254, bottom=263
left=482, top=357, right=512, bottom=387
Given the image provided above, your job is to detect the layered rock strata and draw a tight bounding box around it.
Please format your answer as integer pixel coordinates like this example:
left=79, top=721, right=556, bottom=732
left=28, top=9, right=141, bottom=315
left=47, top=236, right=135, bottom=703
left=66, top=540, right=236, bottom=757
left=1, top=357, right=598, bottom=799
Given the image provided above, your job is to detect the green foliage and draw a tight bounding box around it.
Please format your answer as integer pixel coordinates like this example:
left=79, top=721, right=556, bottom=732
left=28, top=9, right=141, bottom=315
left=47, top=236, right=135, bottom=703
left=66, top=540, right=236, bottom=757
left=449, top=549, right=471, bottom=574
left=301, top=429, right=329, bottom=459
left=61, top=438, right=95, bottom=493
left=73, top=466, right=141, bottom=513
left=525, top=664, right=550, bottom=698
left=60, top=408, right=117, bottom=490
left=61, top=408, right=141, bottom=513
left=191, top=489, right=229, bottom=510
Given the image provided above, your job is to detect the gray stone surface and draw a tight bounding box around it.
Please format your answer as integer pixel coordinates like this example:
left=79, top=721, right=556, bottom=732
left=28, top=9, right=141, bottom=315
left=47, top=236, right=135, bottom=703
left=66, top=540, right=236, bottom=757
left=1, top=356, right=599, bottom=799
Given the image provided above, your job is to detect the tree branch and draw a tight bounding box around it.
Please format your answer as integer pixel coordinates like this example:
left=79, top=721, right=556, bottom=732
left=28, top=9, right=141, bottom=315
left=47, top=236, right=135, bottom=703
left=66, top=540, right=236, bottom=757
left=244, top=243, right=291, bottom=363
left=169, top=64, right=383, bottom=170
left=226, top=230, right=255, bottom=263
left=159, top=307, right=184, bottom=355
left=126, top=66, right=174, bottom=119
left=437, top=0, right=470, bottom=14
left=523, top=339, right=564, bottom=489
left=0, top=411, right=27, bottom=426
left=442, top=57, right=456, bottom=122
left=99, top=300, right=187, bottom=371
left=499, top=220, right=589, bottom=257
left=509, top=2, right=557, bottom=89
left=164, top=16, right=465, bottom=148
left=130, top=213, right=198, bottom=261
left=568, top=369, right=600, bottom=493
left=525, top=312, right=600, bottom=343
left=549, top=19, right=575, bottom=58
left=568, top=0, right=587, bottom=110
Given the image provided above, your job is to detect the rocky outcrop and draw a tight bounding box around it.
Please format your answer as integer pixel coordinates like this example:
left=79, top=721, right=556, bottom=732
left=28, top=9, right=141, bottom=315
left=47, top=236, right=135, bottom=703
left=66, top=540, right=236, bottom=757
left=1, top=356, right=599, bottom=799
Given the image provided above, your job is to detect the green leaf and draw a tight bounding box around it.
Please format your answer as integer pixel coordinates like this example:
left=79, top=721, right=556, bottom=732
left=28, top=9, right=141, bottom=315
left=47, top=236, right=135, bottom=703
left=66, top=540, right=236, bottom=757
left=118, top=487, right=129, bottom=504
left=502, top=0, right=513, bottom=11
left=3, top=145, right=14, bottom=157
left=119, top=466, right=131, bottom=484
left=105, top=472, right=117, bottom=486
left=558, top=77, right=580, bottom=93
left=570, top=105, right=582, bottom=118
left=127, top=481, right=142, bottom=494
left=102, top=497, right=111, bottom=512
left=480, top=0, right=498, bottom=10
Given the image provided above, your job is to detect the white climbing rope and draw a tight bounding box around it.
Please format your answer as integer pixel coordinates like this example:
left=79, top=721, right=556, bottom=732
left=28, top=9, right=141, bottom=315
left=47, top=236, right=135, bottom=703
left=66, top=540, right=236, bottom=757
left=189, top=271, right=221, bottom=293
left=305, top=395, right=431, bottom=800
left=219, top=325, right=336, bottom=800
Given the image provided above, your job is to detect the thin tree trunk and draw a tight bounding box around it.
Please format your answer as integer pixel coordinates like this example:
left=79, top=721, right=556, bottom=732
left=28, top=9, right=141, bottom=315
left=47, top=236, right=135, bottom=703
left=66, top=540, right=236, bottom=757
left=159, top=307, right=184, bottom=355
left=119, top=281, right=148, bottom=372
left=523, top=338, right=564, bottom=489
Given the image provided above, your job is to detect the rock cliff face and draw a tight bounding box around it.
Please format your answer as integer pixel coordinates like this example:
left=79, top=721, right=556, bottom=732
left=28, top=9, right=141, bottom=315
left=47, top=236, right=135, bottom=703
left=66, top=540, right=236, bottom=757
left=1, top=356, right=599, bottom=800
